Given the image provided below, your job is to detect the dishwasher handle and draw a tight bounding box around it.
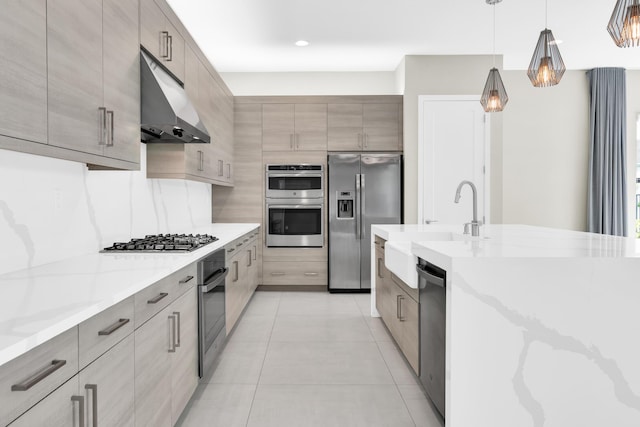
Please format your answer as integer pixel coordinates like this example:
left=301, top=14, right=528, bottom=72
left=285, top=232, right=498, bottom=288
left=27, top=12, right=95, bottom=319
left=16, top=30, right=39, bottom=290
left=416, top=264, right=446, bottom=288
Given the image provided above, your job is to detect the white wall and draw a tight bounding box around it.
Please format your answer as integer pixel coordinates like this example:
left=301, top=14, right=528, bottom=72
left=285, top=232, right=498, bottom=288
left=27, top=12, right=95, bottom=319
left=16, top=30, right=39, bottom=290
left=221, top=71, right=399, bottom=96
left=0, top=145, right=212, bottom=275
left=401, top=55, right=502, bottom=224
left=501, top=70, right=590, bottom=231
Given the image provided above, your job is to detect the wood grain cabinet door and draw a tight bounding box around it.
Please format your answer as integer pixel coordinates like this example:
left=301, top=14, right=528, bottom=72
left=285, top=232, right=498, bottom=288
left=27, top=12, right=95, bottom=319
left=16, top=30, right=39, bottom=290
left=327, top=103, right=363, bottom=151
left=294, top=104, right=327, bottom=151
left=262, top=104, right=295, bottom=151
left=0, top=1, right=47, bottom=143
left=170, top=288, right=199, bottom=424
left=134, top=306, right=172, bottom=427
left=47, top=0, right=104, bottom=156
left=139, top=0, right=184, bottom=82
left=79, top=334, right=135, bottom=427
left=102, top=0, right=140, bottom=164
left=8, top=376, right=79, bottom=427
left=363, top=103, right=400, bottom=151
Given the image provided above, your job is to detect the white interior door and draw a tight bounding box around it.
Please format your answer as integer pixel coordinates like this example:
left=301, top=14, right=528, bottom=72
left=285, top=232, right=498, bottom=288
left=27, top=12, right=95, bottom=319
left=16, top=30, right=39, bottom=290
left=418, top=96, right=489, bottom=226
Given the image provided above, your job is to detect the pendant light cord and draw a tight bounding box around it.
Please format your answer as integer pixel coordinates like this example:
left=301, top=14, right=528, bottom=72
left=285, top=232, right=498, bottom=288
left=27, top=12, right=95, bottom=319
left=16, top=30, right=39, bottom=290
left=493, top=3, right=496, bottom=68
left=545, top=0, right=548, bottom=29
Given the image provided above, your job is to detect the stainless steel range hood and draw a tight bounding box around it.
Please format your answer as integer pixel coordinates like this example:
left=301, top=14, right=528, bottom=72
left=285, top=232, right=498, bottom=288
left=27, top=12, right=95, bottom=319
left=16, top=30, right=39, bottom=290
left=140, top=50, right=210, bottom=143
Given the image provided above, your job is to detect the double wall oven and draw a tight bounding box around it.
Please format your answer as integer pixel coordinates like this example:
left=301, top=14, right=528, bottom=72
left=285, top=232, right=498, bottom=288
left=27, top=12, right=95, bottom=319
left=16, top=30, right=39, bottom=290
left=266, top=164, right=324, bottom=248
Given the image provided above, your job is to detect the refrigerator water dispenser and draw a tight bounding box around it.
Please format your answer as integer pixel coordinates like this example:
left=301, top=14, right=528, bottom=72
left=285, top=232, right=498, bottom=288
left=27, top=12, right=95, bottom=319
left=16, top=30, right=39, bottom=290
left=337, top=191, right=354, bottom=218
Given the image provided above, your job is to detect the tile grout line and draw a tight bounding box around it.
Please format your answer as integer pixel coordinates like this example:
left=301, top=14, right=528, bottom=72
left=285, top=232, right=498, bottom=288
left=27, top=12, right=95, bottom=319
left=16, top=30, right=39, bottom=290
left=243, top=292, right=282, bottom=427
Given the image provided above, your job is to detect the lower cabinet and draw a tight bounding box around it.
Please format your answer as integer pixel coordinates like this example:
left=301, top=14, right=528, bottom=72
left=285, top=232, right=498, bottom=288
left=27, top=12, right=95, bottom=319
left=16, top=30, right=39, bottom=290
left=375, top=238, right=419, bottom=375
left=9, top=334, right=135, bottom=427
left=5, top=261, right=202, bottom=427
left=9, top=376, right=79, bottom=427
left=134, top=286, right=198, bottom=427
left=225, top=231, right=260, bottom=334
left=78, top=334, right=135, bottom=427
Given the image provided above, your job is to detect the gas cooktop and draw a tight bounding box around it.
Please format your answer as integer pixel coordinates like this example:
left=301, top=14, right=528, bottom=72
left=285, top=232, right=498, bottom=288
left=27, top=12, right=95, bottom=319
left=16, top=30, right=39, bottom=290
left=101, top=234, right=218, bottom=253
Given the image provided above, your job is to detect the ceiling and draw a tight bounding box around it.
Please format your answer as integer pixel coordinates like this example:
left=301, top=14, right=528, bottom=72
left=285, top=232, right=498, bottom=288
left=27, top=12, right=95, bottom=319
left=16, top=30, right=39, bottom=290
left=167, top=0, right=640, bottom=73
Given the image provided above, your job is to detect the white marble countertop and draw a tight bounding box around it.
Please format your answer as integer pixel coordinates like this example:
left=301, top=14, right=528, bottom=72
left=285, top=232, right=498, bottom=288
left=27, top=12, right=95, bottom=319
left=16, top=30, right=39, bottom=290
left=0, top=223, right=259, bottom=367
left=371, top=223, right=640, bottom=427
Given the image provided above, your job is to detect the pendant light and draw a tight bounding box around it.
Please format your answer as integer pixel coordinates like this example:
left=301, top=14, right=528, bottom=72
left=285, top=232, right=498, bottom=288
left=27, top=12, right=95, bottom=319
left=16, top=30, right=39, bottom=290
left=527, top=0, right=565, bottom=87
left=480, top=0, right=508, bottom=113
left=608, top=0, right=640, bottom=47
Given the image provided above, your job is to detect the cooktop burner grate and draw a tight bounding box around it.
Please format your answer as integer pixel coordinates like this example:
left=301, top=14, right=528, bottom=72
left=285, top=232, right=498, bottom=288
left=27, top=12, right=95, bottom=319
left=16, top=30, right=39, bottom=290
left=101, top=234, right=218, bottom=253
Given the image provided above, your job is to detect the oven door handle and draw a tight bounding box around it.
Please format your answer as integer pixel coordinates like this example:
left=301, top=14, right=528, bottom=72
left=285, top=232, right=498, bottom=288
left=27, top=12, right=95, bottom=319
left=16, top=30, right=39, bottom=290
left=267, top=173, right=323, bottom=178
left=200, top=268, right=229, bottom=293
left=267, top=204, right=323, bottom=209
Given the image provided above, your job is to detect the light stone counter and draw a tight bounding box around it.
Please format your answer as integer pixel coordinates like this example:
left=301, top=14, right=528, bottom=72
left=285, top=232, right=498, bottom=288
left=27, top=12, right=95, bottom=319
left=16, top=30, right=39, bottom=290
left=371, top=224, right=640, bottom=427
left=0, top=223, right=259, bottom=366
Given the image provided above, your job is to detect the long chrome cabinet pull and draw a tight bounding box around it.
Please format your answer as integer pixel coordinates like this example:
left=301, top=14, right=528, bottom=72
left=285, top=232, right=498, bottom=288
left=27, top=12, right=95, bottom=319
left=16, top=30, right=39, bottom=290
left=304, top=272, right=318, bottom=277
left=218, top=159, right=224, bottom=176
left=357, top=133, right=362, bottom=148
left=289, top=134, right=294, bottom=150
left=167, top=35, right=173, bottom=61
left=11, top=359, right=67, bottom=391
left=226, top=164, right=231, bottom=179
left=179, top=275, right=194, bottom=284
left=253, top=245, right=257, bottom=260
left=172, top=311, right=181, bottom=347
left=106, top=110, right=114, bottom=147
left=377, top=258, right=384, bottom=279
left=147, top=292, right=168, bottom=304
left=98, top=318, right=130, bottom=336
left=98, top=107, right=107, bottom=146
left=270, top=272, right=285, bottom=276
left=296, top=133, right=300, bottom=149
left=364, top=133, right=368, bottom=148
left=160, top=31, right=169, bottom=58
left=397, top=295, right=405, bottom=321
left=247, top=250, right=252, bottom=267
left=71, top=395, right=85, bottom=427
left=85, top=384, right=98, bottom=427
left=233, top=261, right=239, bottom=282
left=168, top=314, right=176, bottom=353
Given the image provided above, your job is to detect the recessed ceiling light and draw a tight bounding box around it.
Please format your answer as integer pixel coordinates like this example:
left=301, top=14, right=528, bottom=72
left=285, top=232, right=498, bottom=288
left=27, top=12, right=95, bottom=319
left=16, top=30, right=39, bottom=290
left=295, top=40, right=309, bottom=47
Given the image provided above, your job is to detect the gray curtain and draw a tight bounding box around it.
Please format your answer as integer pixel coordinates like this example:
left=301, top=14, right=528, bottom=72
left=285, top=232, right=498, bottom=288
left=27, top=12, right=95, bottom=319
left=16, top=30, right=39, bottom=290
left=587, top=67, right=627, bottom=236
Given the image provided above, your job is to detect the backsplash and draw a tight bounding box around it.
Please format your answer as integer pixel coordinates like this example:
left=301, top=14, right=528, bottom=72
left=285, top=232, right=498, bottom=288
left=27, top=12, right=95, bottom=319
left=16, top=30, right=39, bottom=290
left=0, top=144, right=212, bottom=275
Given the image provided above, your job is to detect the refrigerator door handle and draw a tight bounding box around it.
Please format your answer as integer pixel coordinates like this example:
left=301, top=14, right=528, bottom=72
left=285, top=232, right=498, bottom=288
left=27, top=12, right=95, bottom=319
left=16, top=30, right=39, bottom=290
left=360, top=174, right=365, bottom=240
left=355, top=173, right=361, bottom=240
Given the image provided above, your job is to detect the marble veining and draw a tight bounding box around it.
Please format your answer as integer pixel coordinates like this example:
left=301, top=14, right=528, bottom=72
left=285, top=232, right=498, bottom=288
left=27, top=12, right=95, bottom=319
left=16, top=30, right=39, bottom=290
left=0, top=144, right=213, bottom=275
left=0, top=200, right=34, bottom=270
left=372, top=224, right=640, bottom=426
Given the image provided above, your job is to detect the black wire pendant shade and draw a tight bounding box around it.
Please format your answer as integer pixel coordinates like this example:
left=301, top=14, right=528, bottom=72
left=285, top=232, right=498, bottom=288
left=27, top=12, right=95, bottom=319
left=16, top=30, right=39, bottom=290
left=527, top=29, right=565, bottom=87
left=481, top=68, right=508, bottom=112
left=608, top=0, right=640, bottom=47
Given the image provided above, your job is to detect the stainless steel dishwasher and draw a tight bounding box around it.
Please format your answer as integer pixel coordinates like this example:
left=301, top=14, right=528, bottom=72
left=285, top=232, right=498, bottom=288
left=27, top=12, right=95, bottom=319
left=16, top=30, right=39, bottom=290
left=416, top=258, right=446, bottom=420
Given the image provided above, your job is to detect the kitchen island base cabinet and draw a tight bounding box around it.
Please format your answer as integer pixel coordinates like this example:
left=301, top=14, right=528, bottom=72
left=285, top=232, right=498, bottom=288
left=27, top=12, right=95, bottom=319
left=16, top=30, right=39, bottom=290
left=375, top=237, right=419, bottom=375
left=225, top=231, right=260, bottom=334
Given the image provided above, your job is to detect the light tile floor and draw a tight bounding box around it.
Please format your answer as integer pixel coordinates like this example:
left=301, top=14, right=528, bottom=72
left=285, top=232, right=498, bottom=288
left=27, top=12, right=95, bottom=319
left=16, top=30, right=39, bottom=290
left=177, top=291, right=444, bottom=427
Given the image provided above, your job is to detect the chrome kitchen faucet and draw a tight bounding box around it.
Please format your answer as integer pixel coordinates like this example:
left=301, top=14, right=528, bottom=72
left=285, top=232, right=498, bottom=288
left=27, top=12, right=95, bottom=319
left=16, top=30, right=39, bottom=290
left=454, top=180, right=481, bottom=237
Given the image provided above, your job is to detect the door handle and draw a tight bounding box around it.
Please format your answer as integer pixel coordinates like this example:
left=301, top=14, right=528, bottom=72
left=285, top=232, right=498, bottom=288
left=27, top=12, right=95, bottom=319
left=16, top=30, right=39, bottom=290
left=233, top=260, right=239, bottom=282
left=85, top=384, right=98, bottom=427
left=167, top=34, right=173, bottom=61
left=168, top=314, right=176, bottom=353
left=147, top=292, right=168, bottom=304
left=173, top=311, right=181, bottom=348
left=360, top=174, right=366, bottom=239
left=179, top=275, right=194, bottom=284
left=218, top=159, right=224, bottom=176
left=160, top=31, right=169, bottom=58
left=355, top=174, right=361, bottom=240
left=247, top=249, right=252, bottom=267
left=106, top=110, right=114, bottom=147
left=357, top=133, right=362, bottom=148
left=397, top=295, right=405, bottom=321
left=377, top=258, right=384, bottom=279
left=98, top=107, right=107, bottom=146
left=71, top=395, right=85, bottom=427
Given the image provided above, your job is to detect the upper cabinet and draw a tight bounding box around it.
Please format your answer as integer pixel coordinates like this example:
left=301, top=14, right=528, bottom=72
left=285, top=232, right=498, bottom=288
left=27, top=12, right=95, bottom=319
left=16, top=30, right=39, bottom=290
left=262, top=104, right=327, bottom=151
left=328, top=101, right=402, bottom=152
left=0, top=1, right=47, bottom=144
left=46, top=0, right=140, bottom=169
left=140, top=0, right=185, bottom=82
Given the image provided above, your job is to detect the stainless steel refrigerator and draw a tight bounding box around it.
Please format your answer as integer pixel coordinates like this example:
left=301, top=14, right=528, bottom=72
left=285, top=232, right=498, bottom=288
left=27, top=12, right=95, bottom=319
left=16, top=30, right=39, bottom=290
left=328, top=153, right=402, bottom=291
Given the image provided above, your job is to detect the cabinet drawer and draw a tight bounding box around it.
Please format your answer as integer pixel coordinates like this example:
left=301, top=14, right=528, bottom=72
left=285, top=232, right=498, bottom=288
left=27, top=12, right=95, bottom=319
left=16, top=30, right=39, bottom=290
left=0, top=327, right=78, bottom=426
left=262, top=261, right=327, bottom=285
left=79, top=296, right=134, bottom=369
left=135, top=263, right=197, bottom=328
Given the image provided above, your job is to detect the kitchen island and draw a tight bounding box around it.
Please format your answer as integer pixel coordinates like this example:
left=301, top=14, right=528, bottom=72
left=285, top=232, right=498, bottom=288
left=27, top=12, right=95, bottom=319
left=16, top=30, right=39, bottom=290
left=371, top=224, right=640, bottom=427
